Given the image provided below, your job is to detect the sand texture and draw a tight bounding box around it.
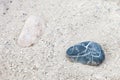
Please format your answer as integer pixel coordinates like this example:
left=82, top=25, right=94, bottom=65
left=1, top=0, right=120, bottom=80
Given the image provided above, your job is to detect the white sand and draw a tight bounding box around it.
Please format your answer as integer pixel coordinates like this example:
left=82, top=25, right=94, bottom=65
left=0, top=0, right=120, bottom=80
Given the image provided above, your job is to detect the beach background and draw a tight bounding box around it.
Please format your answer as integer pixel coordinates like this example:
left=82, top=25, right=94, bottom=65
left=1, top=0, right=120, bottom=80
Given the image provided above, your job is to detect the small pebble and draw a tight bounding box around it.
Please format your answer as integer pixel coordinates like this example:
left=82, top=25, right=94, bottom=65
left=6, top=8, right=9, bottom=10
left=10, top=1, right=12, bottom=3
left=17, top=15, right=45, bottom=47
left=3, top=13, right=6, bottom=15
left=66, top=41, right=105, bottom=66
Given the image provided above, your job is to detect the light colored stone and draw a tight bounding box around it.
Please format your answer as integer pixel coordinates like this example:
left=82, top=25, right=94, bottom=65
left=17, top=15, right=45, bottom=47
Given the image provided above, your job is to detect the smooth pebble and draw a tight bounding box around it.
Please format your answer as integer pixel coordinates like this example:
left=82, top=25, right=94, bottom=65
left=66, top=41, right=105, bottom=66
left=17, top=15, right=45, bottom=47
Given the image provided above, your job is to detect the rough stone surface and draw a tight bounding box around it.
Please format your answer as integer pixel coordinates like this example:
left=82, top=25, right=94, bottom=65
left=66, top=41, right=105, bottom=66
left=17, top=15, right=44, bottom=47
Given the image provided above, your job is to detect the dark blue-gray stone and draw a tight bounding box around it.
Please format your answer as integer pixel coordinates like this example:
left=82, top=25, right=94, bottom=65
left=66, top=41, right=105, bottom=66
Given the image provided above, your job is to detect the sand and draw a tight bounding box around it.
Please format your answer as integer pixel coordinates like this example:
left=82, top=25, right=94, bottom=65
left=0, top=0, right=120, bottom=80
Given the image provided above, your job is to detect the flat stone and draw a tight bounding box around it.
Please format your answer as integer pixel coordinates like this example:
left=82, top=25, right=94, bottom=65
left=17, top=15, right=45, bottom=47
left=66, top=41, right=105, bottom=66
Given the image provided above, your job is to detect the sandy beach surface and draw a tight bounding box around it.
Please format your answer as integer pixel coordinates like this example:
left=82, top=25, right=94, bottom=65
left=1, top=0, right=120, bottom=80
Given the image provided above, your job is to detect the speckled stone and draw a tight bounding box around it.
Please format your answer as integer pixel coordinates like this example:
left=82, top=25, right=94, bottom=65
left=66, top=41, right=105, bottom=66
